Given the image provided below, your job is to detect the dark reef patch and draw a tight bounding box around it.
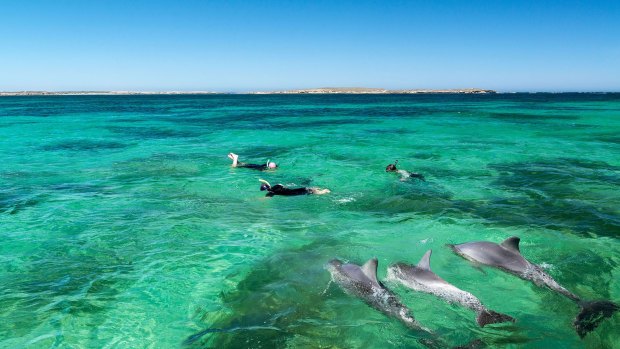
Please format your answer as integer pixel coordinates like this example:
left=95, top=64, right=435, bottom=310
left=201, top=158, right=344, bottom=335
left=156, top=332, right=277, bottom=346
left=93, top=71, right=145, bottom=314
left=587, top=132, right=620, bottom=145
left=184, top=239, right=337, bottom=348
left=470, top=196, right=620, bottom=238
left=343, top=180, right=472, bottom=219
left=486, top=111, right=579, bottom=122
left=410, top=152, right=441, bottom=160
left=0, top=180, right=116, bottom=215
left=41, top=139, right=129, bottom=152
left=106, top=125, right=202, bottom=139
left=479, top=159, right=620, bottom=238
left=234, top=145, right=293, bottom=160
left=0, top=190, right=42, bottom=215
left=157, top=103, right=465, bottom=131
left=0, top=249, right=134, bottom=338
left=490, top=158, right=620, bottom=190
left=111, top=154, right=202, bottom=183
left=274, top=118, right=372, bottom=129
left=47, top=182, right=115, bottom=198
left=365, top=127, right=415, bottom=136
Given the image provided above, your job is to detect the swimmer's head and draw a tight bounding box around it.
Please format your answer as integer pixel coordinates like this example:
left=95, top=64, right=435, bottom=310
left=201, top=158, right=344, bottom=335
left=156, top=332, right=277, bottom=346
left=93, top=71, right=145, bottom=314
left=265, top=159, right=277, bottom=169
left=259, top=179, right=271, bottom=191
left=386, top=159, right=399, bottom=172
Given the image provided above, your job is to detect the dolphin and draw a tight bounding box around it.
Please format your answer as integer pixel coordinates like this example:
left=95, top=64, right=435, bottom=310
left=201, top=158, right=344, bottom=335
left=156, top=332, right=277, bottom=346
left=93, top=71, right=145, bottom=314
left=449, top=236, right=619, bottom=338
left=387, top=250, right=515, bottom=327
left=326, top=258, right=430, bottom=333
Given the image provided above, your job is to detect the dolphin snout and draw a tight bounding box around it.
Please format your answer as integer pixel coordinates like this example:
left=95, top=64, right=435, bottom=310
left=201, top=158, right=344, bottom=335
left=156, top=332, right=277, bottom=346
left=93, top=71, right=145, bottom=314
left=326, top=259, right=343, bottom=272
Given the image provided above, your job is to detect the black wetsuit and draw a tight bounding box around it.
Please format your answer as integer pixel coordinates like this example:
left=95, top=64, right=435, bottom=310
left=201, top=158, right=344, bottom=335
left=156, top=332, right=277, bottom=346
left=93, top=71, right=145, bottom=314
left=406, top=171, right=426, bottom=181
left=392, top=169, right=425, bottom=181
left=238, top=163, right=268, bottom=171
left=265, top=184, right=311, bottom=197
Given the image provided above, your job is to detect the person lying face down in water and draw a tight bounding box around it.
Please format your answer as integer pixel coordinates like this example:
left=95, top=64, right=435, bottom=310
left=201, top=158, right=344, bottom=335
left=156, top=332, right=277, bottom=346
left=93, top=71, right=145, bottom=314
left=259, top=179, right=330, bottom=197
left=386, top=160, right=425, bottom=181
left=228, top=152, right=277, bottom=171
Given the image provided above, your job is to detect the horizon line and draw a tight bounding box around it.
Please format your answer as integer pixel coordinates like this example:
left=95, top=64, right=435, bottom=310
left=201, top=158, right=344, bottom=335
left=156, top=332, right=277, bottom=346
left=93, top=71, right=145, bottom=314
left=1, top=88, right=620, bottom=96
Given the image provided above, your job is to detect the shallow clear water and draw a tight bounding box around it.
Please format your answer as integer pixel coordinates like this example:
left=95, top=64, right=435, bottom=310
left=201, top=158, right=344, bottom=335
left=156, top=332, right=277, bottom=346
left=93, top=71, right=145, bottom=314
left=0, top=94, right=618, bottom=348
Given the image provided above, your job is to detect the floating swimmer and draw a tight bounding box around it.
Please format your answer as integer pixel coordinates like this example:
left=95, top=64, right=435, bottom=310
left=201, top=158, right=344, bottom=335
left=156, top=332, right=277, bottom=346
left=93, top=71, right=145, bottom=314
left=228, top=152, right=277, bottom=170
left=259, top=179, right=330, bottom=197
left=386, top=160, right=425, bottom=181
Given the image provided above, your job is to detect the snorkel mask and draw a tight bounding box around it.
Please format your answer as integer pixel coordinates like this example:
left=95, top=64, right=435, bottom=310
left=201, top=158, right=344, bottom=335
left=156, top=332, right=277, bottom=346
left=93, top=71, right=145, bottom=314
left=266, top=159, right=277, bottom=169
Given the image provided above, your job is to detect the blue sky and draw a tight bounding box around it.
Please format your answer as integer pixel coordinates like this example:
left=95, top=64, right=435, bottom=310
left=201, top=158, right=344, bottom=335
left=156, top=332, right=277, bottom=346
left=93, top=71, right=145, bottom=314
left=1, top=0, right=619, bottom=91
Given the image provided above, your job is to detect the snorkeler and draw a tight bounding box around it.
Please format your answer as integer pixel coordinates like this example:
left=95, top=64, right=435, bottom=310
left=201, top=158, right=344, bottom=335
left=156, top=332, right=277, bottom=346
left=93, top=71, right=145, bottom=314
left=228, top=153, right=277, bottom=171
left=259, top=179, right=330, bottom=197
left=386, top=160, right=425, bottom=181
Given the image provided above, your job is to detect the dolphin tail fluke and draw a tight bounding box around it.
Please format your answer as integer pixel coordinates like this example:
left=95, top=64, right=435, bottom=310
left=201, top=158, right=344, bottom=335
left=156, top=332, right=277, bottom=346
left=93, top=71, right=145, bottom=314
left=574, top=300, right=619, bottom=338
left=476, top=309, right=515, bottom=327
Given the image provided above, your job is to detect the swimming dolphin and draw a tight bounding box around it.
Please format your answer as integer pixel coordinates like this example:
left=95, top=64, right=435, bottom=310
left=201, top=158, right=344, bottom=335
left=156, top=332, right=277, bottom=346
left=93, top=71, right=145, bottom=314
left=449, top=236, right=619, bottom=338
left=326, top=258, right=430, bottom=333
left=387, top=250, right=515, bottom=327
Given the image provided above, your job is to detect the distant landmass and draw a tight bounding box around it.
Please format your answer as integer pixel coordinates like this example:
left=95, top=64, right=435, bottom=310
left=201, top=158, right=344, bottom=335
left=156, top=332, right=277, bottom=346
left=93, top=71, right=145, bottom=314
left=250, top=87, right=496, bottom=94
left=0, top=87, right=496, bottom=96
left=0, top=91, right=219, bottom=96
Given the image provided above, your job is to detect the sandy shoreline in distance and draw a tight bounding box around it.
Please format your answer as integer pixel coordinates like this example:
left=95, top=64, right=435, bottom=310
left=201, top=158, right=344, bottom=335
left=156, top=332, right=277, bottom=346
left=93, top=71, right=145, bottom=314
left=0, top=87, right=496, bottom=96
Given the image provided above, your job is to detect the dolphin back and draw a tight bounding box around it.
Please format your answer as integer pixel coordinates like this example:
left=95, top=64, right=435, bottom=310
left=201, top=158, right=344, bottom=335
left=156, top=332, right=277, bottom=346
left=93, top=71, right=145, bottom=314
left=476, top=309, right=515, bottom=327
left=574, top=300, right=619, bottom=338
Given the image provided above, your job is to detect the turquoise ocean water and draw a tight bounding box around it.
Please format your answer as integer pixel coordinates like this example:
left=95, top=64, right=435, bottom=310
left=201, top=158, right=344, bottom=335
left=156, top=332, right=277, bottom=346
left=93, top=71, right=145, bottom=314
left=0, top=94, right=618, bottom=348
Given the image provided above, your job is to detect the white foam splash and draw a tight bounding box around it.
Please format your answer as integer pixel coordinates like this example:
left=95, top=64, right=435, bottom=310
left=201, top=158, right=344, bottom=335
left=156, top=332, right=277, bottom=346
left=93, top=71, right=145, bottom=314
left=321, top=280, right=333, bottom=295
left=336, top=197, right=355, bottom=203
left=539, top=262, right=554, bottom=270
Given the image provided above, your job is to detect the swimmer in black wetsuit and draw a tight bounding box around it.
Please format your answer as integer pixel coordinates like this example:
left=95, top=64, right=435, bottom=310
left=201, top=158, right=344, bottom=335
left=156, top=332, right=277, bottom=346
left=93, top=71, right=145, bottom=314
left=259, top=179, right=330, bottom=197
left=386, top=160, right=425, bottom=181
left=228, top=153, right=277, bottom=171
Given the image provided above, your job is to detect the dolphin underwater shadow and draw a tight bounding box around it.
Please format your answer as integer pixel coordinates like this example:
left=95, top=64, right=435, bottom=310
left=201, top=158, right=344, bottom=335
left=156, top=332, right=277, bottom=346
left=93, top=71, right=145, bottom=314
left=448, top=236, right=619, bottom=338
left=388, top=250, right=515, bottom=327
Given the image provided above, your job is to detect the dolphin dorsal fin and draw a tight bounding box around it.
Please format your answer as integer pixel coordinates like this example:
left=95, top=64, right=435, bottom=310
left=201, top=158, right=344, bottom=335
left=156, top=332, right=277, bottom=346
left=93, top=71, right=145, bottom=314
left=501, top=236, right=521, bottom=253
left=416, top=250, right=432, bottom=270
left=361, top=258, right=379, bottom=285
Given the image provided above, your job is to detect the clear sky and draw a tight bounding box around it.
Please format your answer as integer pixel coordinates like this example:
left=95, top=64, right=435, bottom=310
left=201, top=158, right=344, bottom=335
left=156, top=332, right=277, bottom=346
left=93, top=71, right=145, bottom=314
left=1, top=0, right=619, bottom=92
